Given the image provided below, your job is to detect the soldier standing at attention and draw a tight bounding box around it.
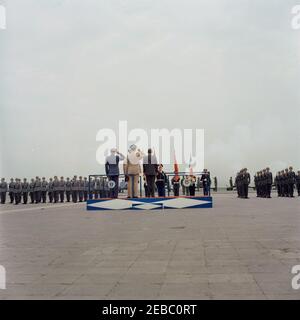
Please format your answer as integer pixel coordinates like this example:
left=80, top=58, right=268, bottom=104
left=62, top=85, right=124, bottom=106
left=88, top=177, right=95, bottom=200
left=229, top=177, right=233, bottom=190
left=258, top=172, right=262, bottom=197
left=52, top=176, right=60, bottom=203
left=41, top=177, right=48, bottom=203
left=279, top=171, right=284, bottom=197
left=156, top=164, right=167, bottom=197
left=83, top=177, right=89, bottom=201
left=48, top=178, right=54, bottom=203
left=22, top=178, right=29, bottom=204
left=254, top=173, right=258, bottom=197
left=171, top=175, right=180, bottom=197
left=239, top=170, right=244, bottom=198
left=14, top=178, right=22, bottom=205
left=242, top=168, right=250, bottom=199
left=296, top=171, right=300, bottom=197
left=71, top=175, right=79, bottom=203
left=9, top=178, right=15, bottom=203
left=214, top=177, right=218, bottom=192
left=29, top=178, right=35, bottom=203
left=235, top=173, right=239, bottom=197
left=59, top=176, right=66, bottom=203
left=266, top=167, right=273, bottom=198
left=283, top=169, right=289, bottom=197
left=274, top=172, right=280, bottom=197
left=94, top=178, right=100, bottom=199
left=201, top=169, right=211, bottom=196
left=65, top=177, right=71, bottom=202
left=0, top=178, right=8, bottom=204
left=78, top=176, right=84, bottom=202
left=288, top=166, right=296, bottom=197
left=188, top=174, right=197, bottom=196
left=34, top=176, right=42, bottom=203
left=260, top=170, right=264, bottom=197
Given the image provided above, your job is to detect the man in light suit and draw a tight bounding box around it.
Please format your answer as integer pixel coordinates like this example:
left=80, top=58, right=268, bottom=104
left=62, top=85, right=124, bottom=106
left=123, top=145, right=143, bottom=198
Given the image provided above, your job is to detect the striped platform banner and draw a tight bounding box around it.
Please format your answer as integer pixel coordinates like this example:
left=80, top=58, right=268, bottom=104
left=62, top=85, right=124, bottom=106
left=87, top=196, right=213, bottom=211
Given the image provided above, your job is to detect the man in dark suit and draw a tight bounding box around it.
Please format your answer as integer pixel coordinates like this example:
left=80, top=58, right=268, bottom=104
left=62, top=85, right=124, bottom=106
left=143, top=148, right=158, bottom=197
left=105, top=148, right=125, bottom=198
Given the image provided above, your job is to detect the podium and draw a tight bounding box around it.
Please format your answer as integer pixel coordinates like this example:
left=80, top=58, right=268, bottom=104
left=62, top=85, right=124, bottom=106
left=87, top=196, right=213, bottom=211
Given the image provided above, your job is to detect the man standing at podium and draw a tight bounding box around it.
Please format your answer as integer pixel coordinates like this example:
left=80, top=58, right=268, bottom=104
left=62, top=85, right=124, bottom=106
left=105, top=148, right=125, bottom=198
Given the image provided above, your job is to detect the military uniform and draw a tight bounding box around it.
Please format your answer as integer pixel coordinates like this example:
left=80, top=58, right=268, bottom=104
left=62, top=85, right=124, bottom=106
left=254, top=174, right=257, bottom=196
left=235, top=173, right=240, bottom=197
left=9, top=179, right=15, bottom=203
left=83, top=178, right=89, bottom=201
left=71, top=178, right=79, bottom=203
left=14, top=179, right=22, bottom=205
left=188, top=175, right=196, bottom=196
left=65, top=178, right=72, bottom=202
left=34, top=178, right=42, bottom=203
left=88, top=178, right=94, bottom=200
left=100, top=178, right=110, bottom=198
left=279, top=171, right=285, bottom=196
left=171, top=176, right=180, bottom=197
left=274, top=173, right=280, bottom=197
left=296, top=172, right=300, bottom=196
left=29, top=179, right=35, bottom=203
left=52, top=178, right=60, bottom=203
left=288, top=168, right=296, bottom=197
left=22, top=179, right=29, bottom=204
left=156, top=169, right=167, bottom=197
left=260, top=171, right=266, bottom=197
left=201, top=170, right=211, bottom=196
left=48, top=179, right=54, bottom=203
left=58, top=178, right=66, bottom=203
left=283, top=171, right=289, bottom=197
left=0, top=179, right=8, bottom=204
left=266, top=169, right=273, bottom=198
left=41, top=179, right=48, bottom=203
left=78, top=177, right=84, bottom=202
left=94, top=178, right=100, bottom=199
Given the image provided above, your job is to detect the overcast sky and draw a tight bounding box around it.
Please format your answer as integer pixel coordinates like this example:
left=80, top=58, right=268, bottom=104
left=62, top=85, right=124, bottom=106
left=0, top=0, right=299, bottom=185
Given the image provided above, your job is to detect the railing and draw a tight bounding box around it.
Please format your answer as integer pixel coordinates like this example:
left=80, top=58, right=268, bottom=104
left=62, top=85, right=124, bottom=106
left=88, top=171, right=210, bottom=199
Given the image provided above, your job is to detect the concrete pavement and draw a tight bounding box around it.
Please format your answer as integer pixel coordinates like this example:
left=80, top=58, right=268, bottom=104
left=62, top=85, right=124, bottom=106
left=0, top=193, right=299, bottom=299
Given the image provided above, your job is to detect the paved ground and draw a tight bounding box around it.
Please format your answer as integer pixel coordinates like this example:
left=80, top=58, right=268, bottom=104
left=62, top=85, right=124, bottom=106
left=0, top=193, right=300, bottom=300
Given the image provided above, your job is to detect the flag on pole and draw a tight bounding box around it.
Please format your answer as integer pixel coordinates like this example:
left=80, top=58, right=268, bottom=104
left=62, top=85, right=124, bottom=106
left=174, top=153, right=180, bottom=181
left=189, top=154, right=193, bottom=176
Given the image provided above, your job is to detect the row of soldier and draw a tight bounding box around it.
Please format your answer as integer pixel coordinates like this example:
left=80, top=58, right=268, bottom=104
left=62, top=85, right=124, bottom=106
left=0, top=176, right=116, bottom=205
left=235, top=166, right=300, bottom=198
left=254, top=167, right=273, bottom=198
left=235, top=168, right=251, bottom=199
left=274, top=167, right=300, bottom=197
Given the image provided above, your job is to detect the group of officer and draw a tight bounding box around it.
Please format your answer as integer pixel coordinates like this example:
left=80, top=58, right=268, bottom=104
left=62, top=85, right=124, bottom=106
left=235, top=168, right=251, bottom=199
left=235, top=166, right=300, bottom=199
left=0, top=176, right=94, bottom=205
left=254, top=167, right=273, bottom=198
left=274, top=167, right=300, bottom=198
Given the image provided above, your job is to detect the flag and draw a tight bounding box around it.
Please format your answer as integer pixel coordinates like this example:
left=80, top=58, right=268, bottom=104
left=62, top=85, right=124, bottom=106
left=189, top=154, right=193, bottom=176
left=174, top=153, right=179, bottom=181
